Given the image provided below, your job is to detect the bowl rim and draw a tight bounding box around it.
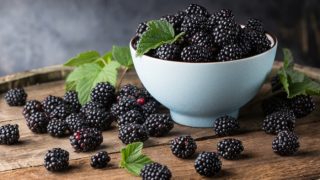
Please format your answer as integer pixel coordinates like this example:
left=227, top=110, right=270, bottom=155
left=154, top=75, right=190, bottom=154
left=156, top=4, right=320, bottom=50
left=130, top=32, right=278, bottom=65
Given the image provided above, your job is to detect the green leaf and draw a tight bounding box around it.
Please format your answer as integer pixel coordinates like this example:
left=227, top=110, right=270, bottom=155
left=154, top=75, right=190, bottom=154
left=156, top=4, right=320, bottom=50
left=282, top=48, right=294, bottom=69
left=119, top=142, right=153, bottom=176
left=102, top=51, right=113, bottom=64
left=136, top=20, right=185, bottom=56
left=65, top=81, right=76, bottom=91
left=64, top=51, right=100, bottom=67
left=112, top=46, right=133, bottom=68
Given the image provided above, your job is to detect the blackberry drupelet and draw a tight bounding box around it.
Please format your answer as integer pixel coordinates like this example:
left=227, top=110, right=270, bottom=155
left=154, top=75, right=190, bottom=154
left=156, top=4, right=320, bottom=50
left=194, top=152, right=222, bottom=177
left=262, top=110, right=296, bottom=134
left=185, top=4, right=209, bottom=17
left=213, top=115, right=240, bottom=136
left=155, top=44, right=181, bottom=61
left=288, top=95, right=315, bottom=118
left=0, top=124, right=19, bottom=145
left=190, top=31, right=215, bottom=49
left=65, top=113, right=87, bottom=132
left=181, top=45, right=214, bottom=62
left=170, top=135, right=197, bottom=159
left=23, top=100, right=44, bottom=119
left=80, top=101, right=105, bottom=114
left=111, top=96, right=142, bottom=117
left=246, top=18, right=264, bottom=33
left=118, top=109, right=145, bottom=126
left=144, top=114, right=174, bottom=137
left=64, top=91, right=81, bottom=113
left=47, top=119, right=70, bottom=137
left=49, top=103, right=72, bottom=120
left=272, top=131, right=299, bottom=156
left=26, top=111, right=50, bottom=133
left=69, top=128, right=103, bottom=152
left=207, top=9, right=234, bottom=29
left=118, top=123, right=148, bottom=144
left=217, top=138, right=244, bottom=160
left=142, top=100, right=159, bottom=118
left=140, top=162, right=172, bottom=180
left=136, top=22, right=148, bottom=37
left=90, top=151, right=111, bottom=168
left=85, top=108, right=113, bottom=131
left=44, top=148, right=69, bottom=171
left=42, top=95, right=64, bottom=114
left=90, top=82, right=116, bottom=108
left=181, top=14, right=208, bottom=38
left=5, top=88, right=27, bottom=106
left=212, top=18, right=239, bottom=47
left=217, top=44, right=244, bottom=61
left=261, top=93, right=289, bottom=115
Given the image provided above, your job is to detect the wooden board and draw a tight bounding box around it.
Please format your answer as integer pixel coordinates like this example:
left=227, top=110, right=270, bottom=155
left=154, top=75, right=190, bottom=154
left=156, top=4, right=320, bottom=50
left=0, top=63, right=320, bottom=179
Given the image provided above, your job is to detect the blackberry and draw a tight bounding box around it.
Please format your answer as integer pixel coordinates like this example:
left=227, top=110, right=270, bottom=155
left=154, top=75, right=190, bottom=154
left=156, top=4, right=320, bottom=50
left=261, top=93, right=289, bottom=115
left=213, top=115, right=240, bottom=136
left=0, top=124, right=19, bottom=145
left=42, top=95, right=64, bottom=114
left=64, top=91, right=81, bottom=113
left=288, top=95, right=315, bottom=118
left=181, top=45, right=214, bottom=62
left=217, top=44, right=244, bottom=61
left=5, top=88, right=27, bottom=106
left=212, top=18, right=239, bottom=47
left=190, top=31, right=215, bottom=49
left=85, top=108, right=113, bottom=131
left=245, top=28, right=271, bottom=53
left=185, top=4, right=209, bottom=17
left=142, top=100, right=159, bottom=118
left=47, top=119, right=70, bottom=137
left=217, top=138, right=244, bottom=160
left=91, top=151, right=111, bottom=168
left=262, top=110, right=296, bottom=134
left=246, top=18, right=264, bottom=33
left=160, top=12, right=185, bottom=33
left=132, top=36, right=139, bottom=50
left=90, top=82, right=116, bottom=108
left=69, top=128, right=103, bottom=152
left=22, top=100, right=44, bottom=119
left=140, top=162, right=172, bottom=180
left=181, top=14, right=208, bottom=38
left=119, top=84, right=140, bottom=98
left=49, top=103, right=72, bottom=120
left=144, top=114, right=174, bottom=137
left=272, top=131, right=299, bottom=156
left=118, top=109, right=145, bottom=126
left=44, top=148, right=69, bottom=171
left=170, top=135, right=197, bottom=159
left=80, top=101, right=105, bottom=114
left=111, top=96, right=142, bottom=117
left=207, top=9, right=234, bottom=29
left=118, top=123, right=149, bottom=144
left=194, top=152, right=222, bottom=177
left=26, top=111, right=50, bottom=133
left=155, top=44, right=181, bottom=61
left=136, top=22, right=148, bottom=37
left=65, top=113, right=88, bottom=132
left=236, top=28, right=253, bottom=56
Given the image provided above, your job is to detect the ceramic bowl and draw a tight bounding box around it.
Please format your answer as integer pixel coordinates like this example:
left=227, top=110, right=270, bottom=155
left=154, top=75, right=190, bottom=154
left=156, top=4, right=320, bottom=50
left=130, top=33, right=278, bottom=127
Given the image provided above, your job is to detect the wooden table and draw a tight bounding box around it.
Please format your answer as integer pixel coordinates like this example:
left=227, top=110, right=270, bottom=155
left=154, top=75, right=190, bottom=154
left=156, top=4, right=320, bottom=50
left=0, top=62, right=319, bottom=179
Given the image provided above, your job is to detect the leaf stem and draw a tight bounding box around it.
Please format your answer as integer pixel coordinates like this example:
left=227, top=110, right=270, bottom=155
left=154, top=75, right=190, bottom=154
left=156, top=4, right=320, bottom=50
left=116, top=67, right=128, bottom=92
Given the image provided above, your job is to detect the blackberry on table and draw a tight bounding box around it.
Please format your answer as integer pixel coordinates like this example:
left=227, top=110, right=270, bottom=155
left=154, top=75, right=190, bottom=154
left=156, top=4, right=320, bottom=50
left=118, top=109, right=145, bottom=126
left=118, top=123, right=149, bottom=145
left=261, top=93, right=289, bottom=115
left=0, top=124, right=19, bottom=145
left=217, top=138, right=244, bottom=160
left=207, top=9, right=234, bottom=29
left=262, top=110, right=296, bottom=134
left=246, top=18, right=264, bottom=33
left=190, top=31, right=215, bottom=49
left=288, top=95, right=315, bottom=118
left=194, top=152, right=222, bottom=177
left=42, top=95, right=64, bottom=114
left=69, top=128, right=103, bottom=152
left=26, top=111, right=50, bottom=133
left=142, top=100, right=159, bottom=118
left=140, top=162, right=172, bottom=180
left=23, top=100, right=44, bottom=119
left=212, top=18, right=239, bottom=47
left=170, top=135, right=197, bottom=159
left=118, top=84, right=140, bottom=98
left=90, top=82, right=116, bottom=108
left=5, top=88, right=27, bottom=106
left=144, top=114, right=174, bottom=137
left=111, top=96, right=142, bottom=117
left=185, top=3, right=209, bottom=17
left=217, top=44, right=244, bottom=61
left=65, top=113, right=87, bottom=132
left=49, top=103, right=72, bottom=120
left=64, top=91, right=81, bottom=113
left=47, top=119, right=70, bottom=137
left=213, top=115, right=240, bottom=136
left=136, top=22, right=148, bottom=37
left=155, top=44, right=181, bottom=61
left=91, top=151, right=111, bottom=168
left=85, top=108, right=113, bottom=131
left=181, top=45, right=214, bottom=62
left=44, top=148, right=69, bottom=171
left=272, top=131, right=299, bottom=156
left=80, top=101, right=105, bottom=114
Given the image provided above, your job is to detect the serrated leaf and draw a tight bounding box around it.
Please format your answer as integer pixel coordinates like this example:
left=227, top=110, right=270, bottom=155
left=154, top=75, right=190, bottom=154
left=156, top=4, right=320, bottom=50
left=112, top=46, right=133, bottom=68
left=66, top=63, right=101, bottom=82
left=282, top=48, right=294, bottom=69
left=66, top=81, right=76, bottom=91
left=64, top=51, right=100, bottom=67
left=102, top=52, right=113, bottom=64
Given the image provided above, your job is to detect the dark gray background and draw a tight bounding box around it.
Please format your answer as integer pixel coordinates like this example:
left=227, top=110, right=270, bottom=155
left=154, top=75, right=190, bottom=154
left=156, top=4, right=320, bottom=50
left=0, top=0, right=319, bottom=76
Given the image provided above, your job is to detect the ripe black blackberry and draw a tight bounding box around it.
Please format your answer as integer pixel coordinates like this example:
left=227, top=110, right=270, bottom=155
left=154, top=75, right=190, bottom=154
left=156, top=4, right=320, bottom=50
left=288, top=95, right=315, bottom=118
left=64, top=91, right=81, bottom=113
left=118, top=123, right=149, bottom=144
left=217, top=138, right=244, bottom=160
left=144, top=114, right=174, bottom=137
left=80, top=101, right=105, bottom=114
left=136, top=22, right=148, bottom=37
left=236, top=28, right=253, bottom=56
left=42, top=95, right=64, bottom=114
left=190, top=31, right=215, bottom=49
left=47, top=119, right=70, bottom=137
left=49, top=103, right=72, bottom=120
left=262, top=110, right=296, bottom=134
left=23, top=100, right=44, bottom=119
left=44, top=148, right=69, bottom=171
left=194, top=152, right=222, bottom=177
left=90, top=151, right=111, bottom=168
left=65, top=113, right=87, bottom=132
left=0, top=124, right=19, bottom=145
left=185, top=4, right=209, bottom=17
left=245, top=28, right=271, bottom=53
left=261, top=93, right=289, bottom=115
left=5, top=88, right=27, bottom=106
left=207, top=9, right=234, bottom=29
left=181, top=45, right=214, bottom=62
left=85, top=108, right=113, bottom=131
left=213, top=115, right=240, bottom=136
left=118, top=109, right=145, bottom=126
left=90, top=82, right=116, bottom=108
left=140, top=162, right=172, bottom=180
left=170, top=135, right=197, bottom=159
left=69, top=128, right=103, bottom=152
left=272, top=131, right=299, bottom=156
left=142, top=100, right=159, bottom=118
left=155, top=44, right=181, bottom=61
left=111, top=96, right=142, bottom=117
left=246, top=18, right=264, bottom=33
left=26, top=111, right=50, bottom=133
left=212, top=18, right=239, bottom=47
left=132, top=36, right=139, bottom=50
left=160, top=12, right=185, bottom=33
left=217, top=44, right=244, bottom=61
left=118, top=84, right=140, bottom=98
left=181, top=14, right=208, bottom=38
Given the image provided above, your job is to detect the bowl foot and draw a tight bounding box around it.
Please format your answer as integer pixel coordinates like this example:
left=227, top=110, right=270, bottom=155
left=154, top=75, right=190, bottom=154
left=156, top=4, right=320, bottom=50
left=170, top=110, right=239, bottom=128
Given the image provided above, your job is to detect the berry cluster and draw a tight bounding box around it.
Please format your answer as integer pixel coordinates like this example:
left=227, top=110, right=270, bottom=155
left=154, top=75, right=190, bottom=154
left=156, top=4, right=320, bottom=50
left=134, top=4, right=272, bottom=62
